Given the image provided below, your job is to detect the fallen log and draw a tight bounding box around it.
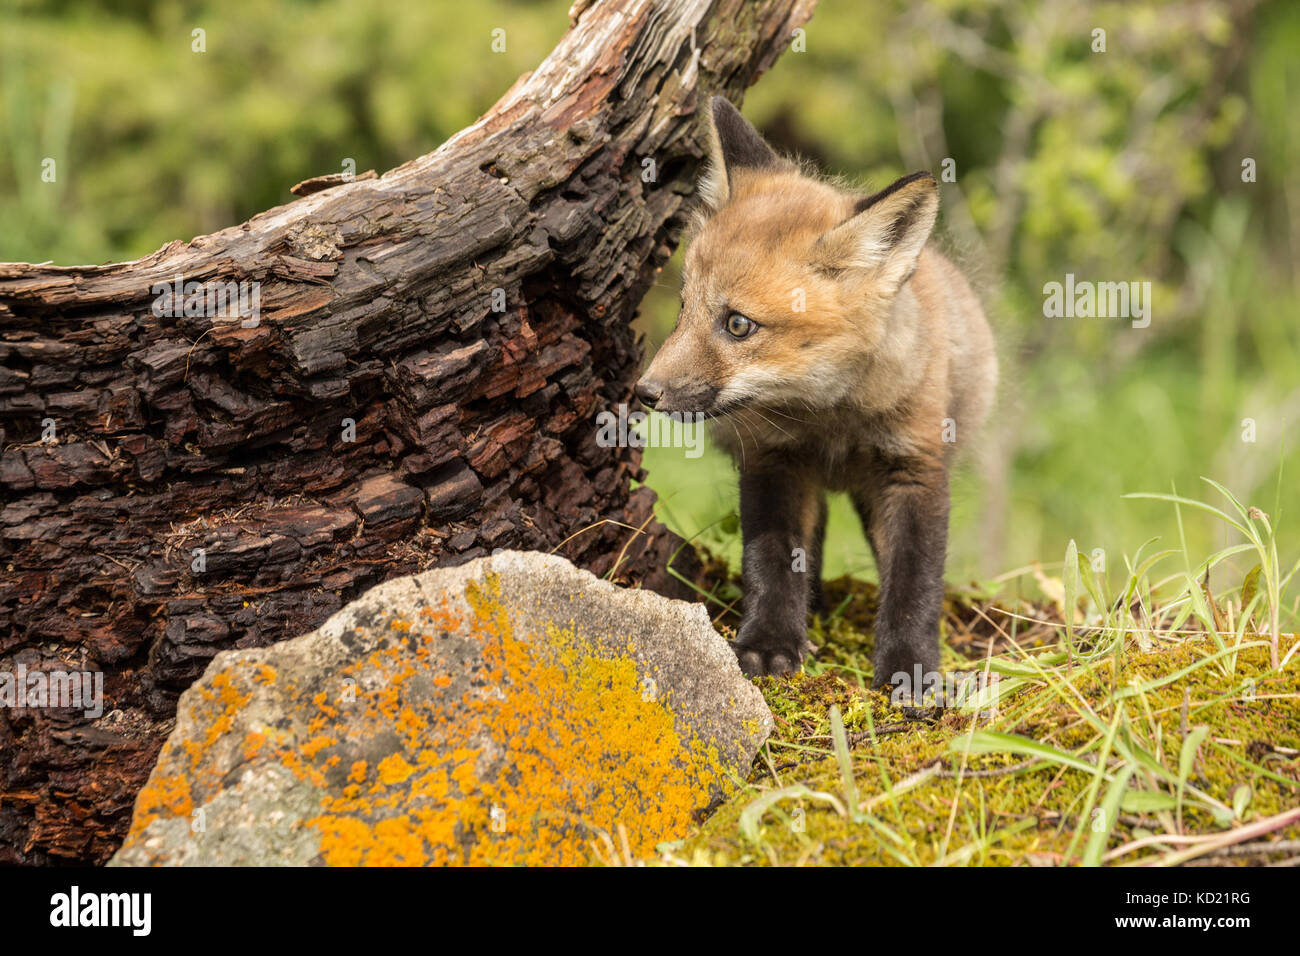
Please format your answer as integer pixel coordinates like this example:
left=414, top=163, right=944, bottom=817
left=0, top=0, right=816, bottom=863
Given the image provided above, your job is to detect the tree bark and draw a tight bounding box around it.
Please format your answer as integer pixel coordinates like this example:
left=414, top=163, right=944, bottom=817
left=0, top=0, right=816, bottom=864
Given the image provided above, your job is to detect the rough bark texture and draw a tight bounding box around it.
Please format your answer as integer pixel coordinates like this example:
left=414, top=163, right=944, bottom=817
left=0, top=0, right=816, bottom=864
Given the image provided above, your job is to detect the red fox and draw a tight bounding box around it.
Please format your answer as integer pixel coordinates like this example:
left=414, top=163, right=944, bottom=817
left=636, top=97, right=997, bottom=688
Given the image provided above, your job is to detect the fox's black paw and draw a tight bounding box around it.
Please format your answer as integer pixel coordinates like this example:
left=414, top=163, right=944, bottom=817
left=870, top=639, right=939, bottom=692
left=733, top=625, right=811, bottom=678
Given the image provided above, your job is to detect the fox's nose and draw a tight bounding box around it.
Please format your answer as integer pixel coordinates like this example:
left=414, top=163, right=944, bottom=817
left=634, top=379, right=663, bottom=409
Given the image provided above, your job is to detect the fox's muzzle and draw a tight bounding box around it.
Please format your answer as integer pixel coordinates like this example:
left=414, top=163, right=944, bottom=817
left=633, top=374, right=720, bottom=416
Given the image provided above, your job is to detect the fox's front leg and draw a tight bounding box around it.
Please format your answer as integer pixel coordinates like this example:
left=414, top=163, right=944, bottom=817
left=735, top=470, right=819, bottom=676
left=861, top=463, right=950, bottom=691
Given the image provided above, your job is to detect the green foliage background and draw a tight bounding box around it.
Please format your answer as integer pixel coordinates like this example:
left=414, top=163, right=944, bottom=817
left=2, top=0, right=1297, bottom=588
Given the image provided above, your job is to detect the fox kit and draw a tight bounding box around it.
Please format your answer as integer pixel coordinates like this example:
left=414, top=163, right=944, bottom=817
left=636, top=97, right=997, bottom=688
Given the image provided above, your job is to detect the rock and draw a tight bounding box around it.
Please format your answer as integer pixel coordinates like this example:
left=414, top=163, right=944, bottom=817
left=110, top=551, right=771, bottom=866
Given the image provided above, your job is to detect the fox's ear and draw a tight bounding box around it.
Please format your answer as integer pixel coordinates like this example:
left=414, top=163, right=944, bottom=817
left=698, top=96, right=780, bottom=211
left=812, top=172, right=939, bottom=288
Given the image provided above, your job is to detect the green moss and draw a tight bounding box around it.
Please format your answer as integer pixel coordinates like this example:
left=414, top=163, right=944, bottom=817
left=662, top=579, right=1300, bottom=867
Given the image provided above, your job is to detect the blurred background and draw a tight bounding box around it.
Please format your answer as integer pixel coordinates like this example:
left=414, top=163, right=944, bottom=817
left=3, top=0, right=1297, bottom=587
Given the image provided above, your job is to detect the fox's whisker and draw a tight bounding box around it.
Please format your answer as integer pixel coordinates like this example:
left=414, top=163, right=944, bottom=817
left=746, top=406, right=797, bottom=441
left=728, top=421, right=747, bottom=471
left=756, top=403, right=813, bottom=426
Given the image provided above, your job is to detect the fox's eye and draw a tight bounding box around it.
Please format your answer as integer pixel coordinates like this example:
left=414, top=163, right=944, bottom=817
left=725, top=312, right=756, bottom=339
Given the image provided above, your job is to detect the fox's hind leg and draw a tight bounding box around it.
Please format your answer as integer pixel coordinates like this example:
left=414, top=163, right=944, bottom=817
left=733, top=469, right=820, bottom=676
left=808, top=492, right=829, bottom=618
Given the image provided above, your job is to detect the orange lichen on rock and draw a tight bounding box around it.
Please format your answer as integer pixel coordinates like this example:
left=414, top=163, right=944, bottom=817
left=123, top=571, right=738, bottom=866
left=376, top=753, right=416, bottom=786
left=242, top=731, right=267, bottom=762
left=297, top=574, right=731, bottom=865
left=195, top=671, right=253, bottom=759
left=128, top=773, right=193, bottom=837
left=129, top=664, right=263, bottom=838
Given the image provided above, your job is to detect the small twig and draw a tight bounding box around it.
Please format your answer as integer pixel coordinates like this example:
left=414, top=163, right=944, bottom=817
left=1200, top=839, right=1300, bottom=859
left=848, top=722, right=923, bottom=745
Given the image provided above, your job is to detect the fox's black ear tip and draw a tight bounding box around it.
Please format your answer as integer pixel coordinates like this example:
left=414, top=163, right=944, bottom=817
left=895, top=171, right=939, bottom=194
left=856, top=170, right=940, bottom=213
